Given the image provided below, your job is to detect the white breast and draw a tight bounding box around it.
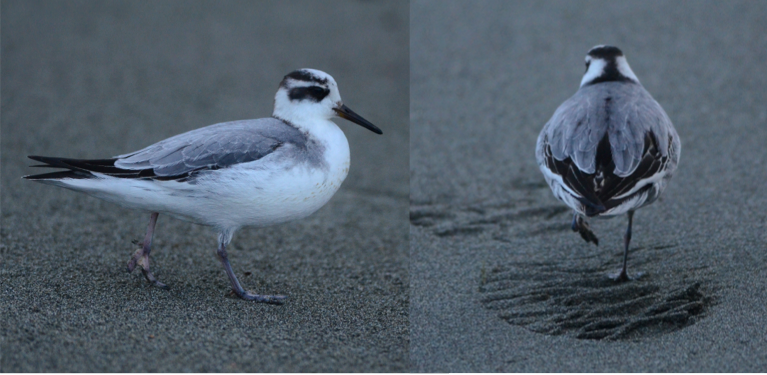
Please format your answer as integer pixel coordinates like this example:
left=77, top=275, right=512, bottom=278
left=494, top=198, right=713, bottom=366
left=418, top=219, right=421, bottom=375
left=161, top=120, right=351, bottom=230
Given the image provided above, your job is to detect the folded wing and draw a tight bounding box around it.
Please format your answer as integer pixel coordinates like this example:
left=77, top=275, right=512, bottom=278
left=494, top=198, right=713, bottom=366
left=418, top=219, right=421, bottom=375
left=27, top=118, right=307, bottom=182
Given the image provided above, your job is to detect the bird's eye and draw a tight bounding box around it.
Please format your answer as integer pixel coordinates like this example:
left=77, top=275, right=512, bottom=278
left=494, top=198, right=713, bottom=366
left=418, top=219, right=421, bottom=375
left=585, top=61, right=591, bottom=72
left=308, top=86, right=325, bottom=95
left=288, top=85, right=329, bottom=102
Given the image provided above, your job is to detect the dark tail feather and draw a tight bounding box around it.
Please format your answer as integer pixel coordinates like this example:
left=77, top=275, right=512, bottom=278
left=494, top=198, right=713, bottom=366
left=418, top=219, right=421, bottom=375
left=577, top=196, right=606, bottom=217
left=23, top=170, right=92, bottom=180
left=24, top=155, right=120, bottom=180
left=25, top=155, right=158, bottom=180
left=28, top=155, right=119, bottom=172
left=28, top=155, right=75, bottom=169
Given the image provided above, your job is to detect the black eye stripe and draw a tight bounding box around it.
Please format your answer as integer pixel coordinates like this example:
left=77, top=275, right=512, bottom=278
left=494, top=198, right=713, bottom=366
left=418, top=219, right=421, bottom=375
left=288, top=86, right=330, bottom=102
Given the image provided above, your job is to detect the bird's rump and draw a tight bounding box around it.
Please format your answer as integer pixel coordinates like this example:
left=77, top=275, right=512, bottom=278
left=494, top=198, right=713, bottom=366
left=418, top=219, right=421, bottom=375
left=543, top=131, right=670, bottom=216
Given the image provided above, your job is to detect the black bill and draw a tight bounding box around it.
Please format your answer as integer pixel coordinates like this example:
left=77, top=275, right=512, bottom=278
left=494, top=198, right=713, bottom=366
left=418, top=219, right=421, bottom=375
left=333, top=104, right=383, bottom=134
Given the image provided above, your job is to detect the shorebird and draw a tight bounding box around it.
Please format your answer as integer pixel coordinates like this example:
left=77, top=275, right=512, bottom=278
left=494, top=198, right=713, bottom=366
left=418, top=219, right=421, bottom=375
left=535, top=45, right=681, bottom=281
left=25, top=68, right=382, bottom=303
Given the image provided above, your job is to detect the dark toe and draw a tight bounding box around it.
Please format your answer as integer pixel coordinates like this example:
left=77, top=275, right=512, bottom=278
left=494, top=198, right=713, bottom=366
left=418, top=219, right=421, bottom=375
left=578, top=230, right=599, bottom=246
left=152, top=280, right=170, bottom=290
left=240, top=291, right=288, bottom=304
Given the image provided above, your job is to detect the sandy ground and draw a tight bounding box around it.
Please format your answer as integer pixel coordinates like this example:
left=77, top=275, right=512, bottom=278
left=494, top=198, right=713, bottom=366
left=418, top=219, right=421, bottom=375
left=1, top=0, right=409, bottom=372
left=410, top=0, right=767, bottom=372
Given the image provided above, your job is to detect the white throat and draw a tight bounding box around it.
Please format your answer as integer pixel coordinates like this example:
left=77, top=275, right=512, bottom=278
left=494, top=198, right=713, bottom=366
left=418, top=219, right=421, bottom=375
left=273, top=99, right=331, bottom=130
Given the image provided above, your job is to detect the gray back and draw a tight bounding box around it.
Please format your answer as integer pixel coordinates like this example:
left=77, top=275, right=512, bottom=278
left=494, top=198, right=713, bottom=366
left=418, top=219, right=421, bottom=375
left=538, top=82, right=679, bottom=177
left=115, top=118, right=314, bottom=177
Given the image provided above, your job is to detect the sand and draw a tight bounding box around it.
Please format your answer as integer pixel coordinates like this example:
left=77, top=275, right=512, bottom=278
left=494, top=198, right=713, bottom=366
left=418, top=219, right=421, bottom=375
left=1, top=0, right=409, bottom=371
left=410, top=0, right=767, bottom=371
left=5, top=0, right=767, bottom=372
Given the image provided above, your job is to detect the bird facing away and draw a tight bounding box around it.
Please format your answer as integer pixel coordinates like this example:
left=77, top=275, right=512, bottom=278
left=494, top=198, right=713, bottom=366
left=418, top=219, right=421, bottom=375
left=535, top=46, right=681, bottom=281
left=25, top=69, right=383, bottom=303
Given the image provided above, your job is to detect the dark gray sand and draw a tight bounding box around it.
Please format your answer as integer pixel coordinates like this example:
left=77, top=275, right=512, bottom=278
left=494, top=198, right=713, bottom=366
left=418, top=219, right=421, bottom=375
left=1, top=1, right=408, bottom=372
left=411, top=0, right=767, bottom=372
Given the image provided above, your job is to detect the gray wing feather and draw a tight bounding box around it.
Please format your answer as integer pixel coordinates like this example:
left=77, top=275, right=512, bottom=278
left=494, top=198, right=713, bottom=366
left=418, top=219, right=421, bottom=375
left=114, top=118, right=306, bottom=177
left=539, top=82, right=678, bottom=177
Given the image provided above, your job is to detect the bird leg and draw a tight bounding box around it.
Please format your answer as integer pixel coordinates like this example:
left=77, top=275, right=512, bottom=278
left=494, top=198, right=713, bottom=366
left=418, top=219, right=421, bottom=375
left=609, top=210, right=638, bottom=282
left=214, top=241, right=287, bottom=304
left=571, top=213, right=599, bottom=245
left=127, top=212, right=168, bottom=289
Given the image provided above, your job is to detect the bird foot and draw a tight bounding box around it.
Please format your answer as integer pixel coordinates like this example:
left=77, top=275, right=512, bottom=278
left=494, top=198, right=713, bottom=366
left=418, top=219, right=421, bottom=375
left=571, top=216, right=599, bottom=245
left=127, top=244, right=169, bottom=290
left=578, top=228, right=599, bottom=246
left=231, top=289, right=287, bottom=304
left=608, top=269, right=645, bottom=282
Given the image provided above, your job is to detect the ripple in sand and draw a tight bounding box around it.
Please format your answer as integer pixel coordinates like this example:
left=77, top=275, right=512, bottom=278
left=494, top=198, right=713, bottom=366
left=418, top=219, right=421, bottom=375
left=479, top=261, right=715, bottom=341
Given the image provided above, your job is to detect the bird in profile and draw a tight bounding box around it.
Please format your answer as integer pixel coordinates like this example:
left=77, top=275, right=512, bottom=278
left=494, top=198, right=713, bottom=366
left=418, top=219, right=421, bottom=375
left=535, top=45, right=681, bottom=281
left=25, top=68, right=382, bottom=303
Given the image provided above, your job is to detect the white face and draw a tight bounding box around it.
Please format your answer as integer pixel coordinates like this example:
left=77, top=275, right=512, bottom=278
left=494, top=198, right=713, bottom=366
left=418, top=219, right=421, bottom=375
left=273, top=69, right=343, bottom=122
left=580, top=46, right=640, bottom=87
left=272, top=69, right=382, bottom=134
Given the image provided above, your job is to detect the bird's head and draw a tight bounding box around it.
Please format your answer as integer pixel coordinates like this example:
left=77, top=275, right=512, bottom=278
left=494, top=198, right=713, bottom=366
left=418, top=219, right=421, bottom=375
left=273, top=69, right=381, bottom=134
left=581, top=45, right=640, bottom=87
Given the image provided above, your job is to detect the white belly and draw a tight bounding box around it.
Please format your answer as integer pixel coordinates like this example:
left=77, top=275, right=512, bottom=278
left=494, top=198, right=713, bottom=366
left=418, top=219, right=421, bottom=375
left=182, top=153, right=350, bottom=229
